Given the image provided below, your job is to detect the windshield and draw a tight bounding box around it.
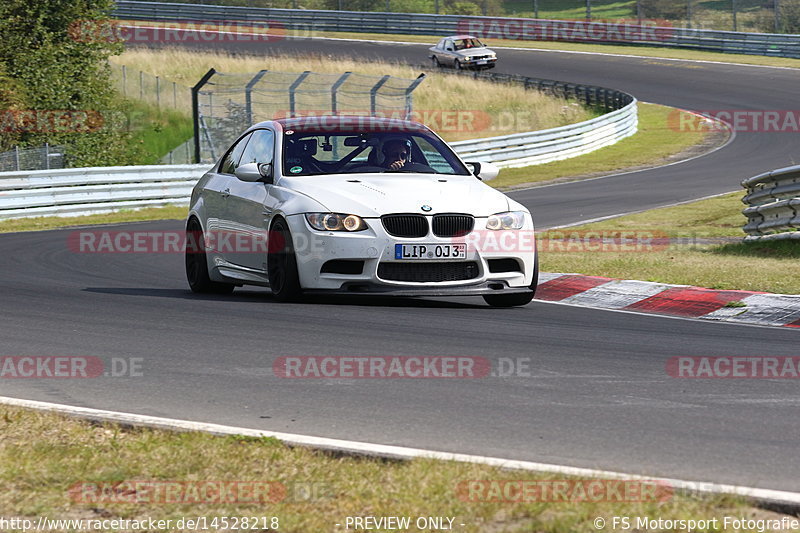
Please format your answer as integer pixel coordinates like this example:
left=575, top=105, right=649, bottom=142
left=454, top=38, right=484, bottom=50
left=281, top=130, right=471, bottom=177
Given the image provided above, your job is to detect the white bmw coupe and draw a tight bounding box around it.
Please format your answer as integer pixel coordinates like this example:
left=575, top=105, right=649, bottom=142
left=185, top=116, right=538, bottom=306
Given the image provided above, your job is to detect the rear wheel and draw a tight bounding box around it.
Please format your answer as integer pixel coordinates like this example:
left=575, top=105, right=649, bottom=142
left=483, top=254, right=539, bottom=308
left=267, top=218, right=302, bottom=302
left=185, top=218, right=235, bottom=294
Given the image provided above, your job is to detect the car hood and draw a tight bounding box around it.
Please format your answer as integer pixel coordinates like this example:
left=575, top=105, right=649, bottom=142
left=279, top=173, right=511, bottom=217
left=455, top=47, right=494, bottom=58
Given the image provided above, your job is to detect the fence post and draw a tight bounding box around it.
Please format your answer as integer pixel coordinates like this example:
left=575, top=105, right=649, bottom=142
left=687, top=0, right=692, bottom=28
left=192, top=68, right=216, bottom=164
left=534, top=0, right=538, bottom=19
left=245, top=69, right=268, bottom=125
left=370, top=75, right=390, bottom=117
left=14, top=146, right=20, bottom=171
left=139, top=70, right=144, bottom=101
left=585, top=0, right=591, bottom=20
left=288, top=71, right=311, bottom=118
left=731, top=0, right=737, bottom=31
left=45, top=143, right=50, bottom=170
left=403, top=73, right=426, bottom=120
left=156, top=76, right=161, bottom=109
left=775, top=0, right=780, bottom=32
left=122, top=65, right=127, bottom=97
left=331, top=71, right=352, bottom=115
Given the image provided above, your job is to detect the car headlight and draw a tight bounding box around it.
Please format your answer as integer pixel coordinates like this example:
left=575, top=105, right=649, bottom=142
left=305, top=213, right=367, bottom=232
left=486, top=211, right=526, bottom=230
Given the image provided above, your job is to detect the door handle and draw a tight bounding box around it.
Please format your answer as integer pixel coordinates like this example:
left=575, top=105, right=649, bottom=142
left=221, top=188, right=230, bottom=198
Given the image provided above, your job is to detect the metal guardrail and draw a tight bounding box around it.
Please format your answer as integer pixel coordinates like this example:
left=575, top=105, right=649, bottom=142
left=114, top=1, right=800, bottom=59
left=0, top=164, right=209, bottom=219
left=741, top=166, right=800, bottom=241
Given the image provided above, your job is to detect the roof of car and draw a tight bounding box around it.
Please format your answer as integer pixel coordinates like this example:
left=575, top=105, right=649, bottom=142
left=271, top=115, right=431, bottom=134
left=446, top=35, right=479, bottom=40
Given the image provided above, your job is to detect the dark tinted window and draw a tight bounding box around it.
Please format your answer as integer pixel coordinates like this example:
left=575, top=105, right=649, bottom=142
left=220, top=133, right=252, bottom=175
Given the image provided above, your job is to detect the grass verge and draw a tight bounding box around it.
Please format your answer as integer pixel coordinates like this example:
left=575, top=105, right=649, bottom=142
left=0, top=206, right=187, bottom=234
left=1, top=404, right=783, bottom=533
left=539, top=192, right=800, bottom=294
left=492, top=102, right=720, bottom=189
left=112, top=48, right=596, bottom=142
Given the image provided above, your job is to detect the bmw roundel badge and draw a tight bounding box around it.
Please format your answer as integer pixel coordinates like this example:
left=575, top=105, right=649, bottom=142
left=421, top=205, right=432, bottom=212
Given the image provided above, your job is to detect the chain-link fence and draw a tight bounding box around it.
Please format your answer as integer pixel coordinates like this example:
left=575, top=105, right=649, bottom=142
left=118, top=0, right=797, bottom=33
left=0, top=144, right=65, bottom=172
left=109, top=63, right=193, bottom=114
left=191, top=69, right=425, bottom=163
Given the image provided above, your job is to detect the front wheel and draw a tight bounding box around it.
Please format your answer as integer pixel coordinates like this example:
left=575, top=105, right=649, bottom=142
left=431, top=56, right=441, bottom=68
left=267, top=218, right=302, bottom=302
left=185, top=218, right=235, bottom=294
left=483, top=254, right=539, bottom=307
left=454, top=59, right=463, bottom=71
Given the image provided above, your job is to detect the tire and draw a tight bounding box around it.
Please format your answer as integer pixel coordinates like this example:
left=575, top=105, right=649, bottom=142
left=267, top=218, right=302, bottom=302
left=483, top=253, right=539, bottom=308
left=454, top=59, right=463, bottom=71
left=185, top=218, right=235, bottom=294
left=431, top=56, right=441, bottom=68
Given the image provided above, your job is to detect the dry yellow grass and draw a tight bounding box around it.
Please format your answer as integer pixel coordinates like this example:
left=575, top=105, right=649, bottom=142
left=111, top=48, right=596, bottom=141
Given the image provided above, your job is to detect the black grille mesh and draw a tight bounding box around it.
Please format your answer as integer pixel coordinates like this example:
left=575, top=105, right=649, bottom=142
left=382, top=215, right=428, bottom=238
left=378, top=262, right=479, bottom=283
left=432, top=214, right=474, bottom=237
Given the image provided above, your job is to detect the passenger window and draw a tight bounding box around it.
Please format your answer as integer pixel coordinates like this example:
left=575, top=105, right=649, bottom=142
left=239, top=129, right=275, bottom=166
left=220, top=133, right=252, bottom=175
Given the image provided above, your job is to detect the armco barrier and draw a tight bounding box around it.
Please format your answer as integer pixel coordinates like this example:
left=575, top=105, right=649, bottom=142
left=113, top=1, right=800, bottom=59
left=0, top=164, right=209, bottom=220
left=741, top=165, right=800, bottom=241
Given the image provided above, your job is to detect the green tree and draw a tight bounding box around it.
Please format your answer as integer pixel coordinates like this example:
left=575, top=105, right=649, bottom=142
left=0, top=0, right=145, bottom=166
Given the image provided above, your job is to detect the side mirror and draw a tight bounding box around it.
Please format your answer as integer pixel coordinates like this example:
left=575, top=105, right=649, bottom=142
left=466, top=161, right=499, bottom=181
left=235, top=162, right=273, bottom=184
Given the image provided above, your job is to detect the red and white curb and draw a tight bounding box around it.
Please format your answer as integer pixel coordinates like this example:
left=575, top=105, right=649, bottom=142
left=536, top=273, right=800, bottom=328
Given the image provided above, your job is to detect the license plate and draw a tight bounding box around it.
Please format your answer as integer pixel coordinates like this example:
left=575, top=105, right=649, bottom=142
left=477, top=60, right=488, bottom=65
left=395, top=243, right=466, bottom=260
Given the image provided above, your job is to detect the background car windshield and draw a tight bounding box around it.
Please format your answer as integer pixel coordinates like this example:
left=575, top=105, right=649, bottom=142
left=282, top=130, right=470, bottom=176
left=455, top=38, right=484, bottom=49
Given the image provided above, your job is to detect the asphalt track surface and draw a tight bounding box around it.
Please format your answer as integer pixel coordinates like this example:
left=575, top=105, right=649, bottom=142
left=2, top=37, right=799, bottom=493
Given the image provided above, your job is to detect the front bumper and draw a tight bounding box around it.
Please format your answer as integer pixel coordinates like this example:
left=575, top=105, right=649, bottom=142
left=285, top=214, right=536, bottom=295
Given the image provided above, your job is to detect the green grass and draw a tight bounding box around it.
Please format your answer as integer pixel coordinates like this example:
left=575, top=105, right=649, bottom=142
left=0, top=404, right=772, bottom=533
left=0, top=206, right=187, bottom=234
left=124, top=100, right=193, bottom=165
left=492, top=102, right=717, bottom=189
left=539, top=192, right=800, bottom=294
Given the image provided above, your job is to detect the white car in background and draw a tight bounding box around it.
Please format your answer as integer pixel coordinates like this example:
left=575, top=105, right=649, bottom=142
left=429, top=35, right=498, bottom=70
left=185, top=116, right=537, bottom=307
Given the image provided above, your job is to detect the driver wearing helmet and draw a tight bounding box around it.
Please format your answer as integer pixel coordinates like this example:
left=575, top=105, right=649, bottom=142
left=381, top=138, right=412, bottom=171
